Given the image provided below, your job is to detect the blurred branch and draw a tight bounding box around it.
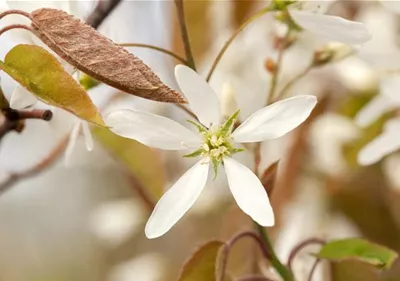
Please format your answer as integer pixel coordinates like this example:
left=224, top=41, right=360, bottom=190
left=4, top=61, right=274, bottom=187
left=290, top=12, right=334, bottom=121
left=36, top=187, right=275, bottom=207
left=174, top=0, right=196, bottom=70
left=206, top=6, right=273, bottom=82
left=266, top=29, right=292, bottom=105
left=275, top=64, right=314, bottom=102
left=308, top=259, right=321, bottom=281
left=0, top=109, right=53, bottom=142
left=287, top=238, right=326, bottom=269
left=0, top=135, right=69, bottom=195
left=86, top=0, right=122, bottom=29
left=219, top=231, right=272, bottom=281
left=119, top=43, right=189, bottom=65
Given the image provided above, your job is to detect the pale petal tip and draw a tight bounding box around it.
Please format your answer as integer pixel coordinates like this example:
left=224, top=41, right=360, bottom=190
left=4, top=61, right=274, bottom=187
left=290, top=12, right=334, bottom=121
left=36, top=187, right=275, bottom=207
left=144, top=224, right=163, bottom=239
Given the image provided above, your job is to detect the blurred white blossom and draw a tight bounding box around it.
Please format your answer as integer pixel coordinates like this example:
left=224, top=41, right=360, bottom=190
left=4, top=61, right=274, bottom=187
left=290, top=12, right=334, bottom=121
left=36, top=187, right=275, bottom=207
left=289, top=0, right=371, bottom=45
left=89, top=199, right=145, bottom=248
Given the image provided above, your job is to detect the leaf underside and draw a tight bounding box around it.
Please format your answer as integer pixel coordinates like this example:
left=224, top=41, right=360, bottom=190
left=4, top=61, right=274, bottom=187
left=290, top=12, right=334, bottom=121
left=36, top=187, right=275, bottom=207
left=30, top=8, right=186, bottom=104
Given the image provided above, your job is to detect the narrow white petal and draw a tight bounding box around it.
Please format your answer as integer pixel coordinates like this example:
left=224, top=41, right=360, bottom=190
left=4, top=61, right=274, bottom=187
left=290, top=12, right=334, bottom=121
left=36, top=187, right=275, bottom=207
left=223, top=157, right=274, bottom=226
left=106, top=109, right=202, bottom=150
left=380, top=76, right=400, bottom=103
left=10, top=86, right=37, bottom=109
left=64, top=122, right=81, bottom=167
left=355, top=95, right=395, bottom=127
left=81, top=121, right=94, bottom=151
left=232, top=95, right=317, bottom=143
left=358, top=130, right=400, bottom=166
left=175, top=65, right=220, bottom=127
left=289, top=10, right=371, bottom=45
left=145, top=160, right=210, bottom=238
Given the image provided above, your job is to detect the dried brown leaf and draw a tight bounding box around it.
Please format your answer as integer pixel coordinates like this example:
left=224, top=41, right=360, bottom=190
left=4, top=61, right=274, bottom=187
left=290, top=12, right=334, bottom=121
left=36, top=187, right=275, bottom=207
left=30, top=8, right=185, bottom=103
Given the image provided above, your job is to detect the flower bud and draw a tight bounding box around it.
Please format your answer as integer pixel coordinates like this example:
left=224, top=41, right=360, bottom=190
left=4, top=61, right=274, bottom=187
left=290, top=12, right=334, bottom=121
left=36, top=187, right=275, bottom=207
left=220, top=82, right=238, bottom=118
left=313, top=42, right=355, bottom=66
left=265, top=58, right=277, bottom=73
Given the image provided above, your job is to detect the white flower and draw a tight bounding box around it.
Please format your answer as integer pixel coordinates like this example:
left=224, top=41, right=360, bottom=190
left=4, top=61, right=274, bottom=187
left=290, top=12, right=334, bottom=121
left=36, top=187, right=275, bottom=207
left=288, top=0, right=371, bottom=45
left=358, top=118, right=400, bottom=166
left=105, top=65, right=317, bottom=239
left=356, top=76, right=400, bottom=166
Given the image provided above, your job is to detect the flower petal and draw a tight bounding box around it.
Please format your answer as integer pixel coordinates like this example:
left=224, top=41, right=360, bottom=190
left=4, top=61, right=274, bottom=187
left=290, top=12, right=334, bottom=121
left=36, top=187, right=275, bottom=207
left=10, top=86, right=37, bottom=109
left=175, top=65, right=220, bottom=127
left=355, top=95, right=395, bottom=127
left=106, top=110, right=202, bottom=150
left=223, top=157, right=274, bottom=226
left=289, top=10, right=371, bottom=45
left=81, top=121, right=94, bottom=151
left=380, top=76, right=400, bottom=103
left=232, top=95, right=317, bottom=143
left=145, top=159, right=210, bottom=238
left=358, top=129, right=400, bottom=166
left=64, top=121, right=81, bottom=167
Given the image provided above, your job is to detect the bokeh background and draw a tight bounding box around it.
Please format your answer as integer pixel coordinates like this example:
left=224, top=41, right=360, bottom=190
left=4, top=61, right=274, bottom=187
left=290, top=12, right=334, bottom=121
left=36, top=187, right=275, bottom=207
left=1, top=0, right=400, bottom=280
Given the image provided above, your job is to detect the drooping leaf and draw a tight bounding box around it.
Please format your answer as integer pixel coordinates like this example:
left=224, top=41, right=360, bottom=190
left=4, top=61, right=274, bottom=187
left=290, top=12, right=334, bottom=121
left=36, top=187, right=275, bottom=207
left=316, top=238, right=398, bottom=270
left=178, top=240, right=225, bottom=281
left=0, top=44, right=104, bottom=126
left=30, top=8, right=185, bottom=104
left=93, top=126, right=165, bottom=200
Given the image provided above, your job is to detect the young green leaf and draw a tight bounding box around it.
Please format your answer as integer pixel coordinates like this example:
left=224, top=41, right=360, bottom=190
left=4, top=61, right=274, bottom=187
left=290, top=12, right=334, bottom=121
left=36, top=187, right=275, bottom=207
left=178, top=241, right=225, bottom=281
left=0, top=44, right=104, bottom=126
left=315, top=238, right=398, bottom=270
left=30, top=8, right=186, bottom=104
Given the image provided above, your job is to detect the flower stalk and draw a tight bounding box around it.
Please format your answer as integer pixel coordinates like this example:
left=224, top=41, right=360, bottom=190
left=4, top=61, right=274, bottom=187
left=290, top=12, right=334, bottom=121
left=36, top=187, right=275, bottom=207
left=174, top=0, right=196, bottom=70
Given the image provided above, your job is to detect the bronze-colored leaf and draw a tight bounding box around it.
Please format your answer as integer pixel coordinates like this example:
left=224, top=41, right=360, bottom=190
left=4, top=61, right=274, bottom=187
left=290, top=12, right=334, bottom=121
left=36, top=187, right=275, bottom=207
left=178, top=240, right=225, bottom=281
left=30, top=8, right=185, bottom=104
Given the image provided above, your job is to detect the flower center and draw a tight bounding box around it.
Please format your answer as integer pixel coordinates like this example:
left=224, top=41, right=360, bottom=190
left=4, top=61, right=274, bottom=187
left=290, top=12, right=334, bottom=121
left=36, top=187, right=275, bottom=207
left=185, top=111, right=244, bottom=176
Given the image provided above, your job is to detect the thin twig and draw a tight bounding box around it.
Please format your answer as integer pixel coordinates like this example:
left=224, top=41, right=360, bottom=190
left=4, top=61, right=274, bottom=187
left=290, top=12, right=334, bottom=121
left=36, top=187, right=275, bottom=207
left=219, top=231, right=272, bottom=281
left=287, top=238, right=326, bottom=270
left=266, top=29, right=292, bottom=105
left=0, top=24, right=32, bottom=37
left=86, top=0, right=122, bottom=29
left=0, top=10, right=32, bottom=21
left=308, top=259, right=321, bottom=281
left=0, top=135, right=69, bottom=195
left=174, top=0, right=196, bottom=70
left=206, top=7, right=272, bottom=82
left=274, top=64, right=314, bottom=102
left=119, top=43, right=188, bottom=65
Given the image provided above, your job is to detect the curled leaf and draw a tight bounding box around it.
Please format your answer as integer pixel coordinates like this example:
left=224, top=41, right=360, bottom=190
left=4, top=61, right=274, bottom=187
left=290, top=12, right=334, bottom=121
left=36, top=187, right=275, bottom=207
left=316, top=238, right=398, bottom=270
left=30, top=8, right=185, bottom=103
left=0, top=44, right=104, bottom=125
left=178, top=240, right=225, bottom=281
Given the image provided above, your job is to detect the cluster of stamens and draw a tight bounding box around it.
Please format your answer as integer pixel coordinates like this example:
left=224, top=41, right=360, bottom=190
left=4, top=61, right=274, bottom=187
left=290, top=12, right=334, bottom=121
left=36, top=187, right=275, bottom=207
left=185, top=111, right=244, bottom=176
